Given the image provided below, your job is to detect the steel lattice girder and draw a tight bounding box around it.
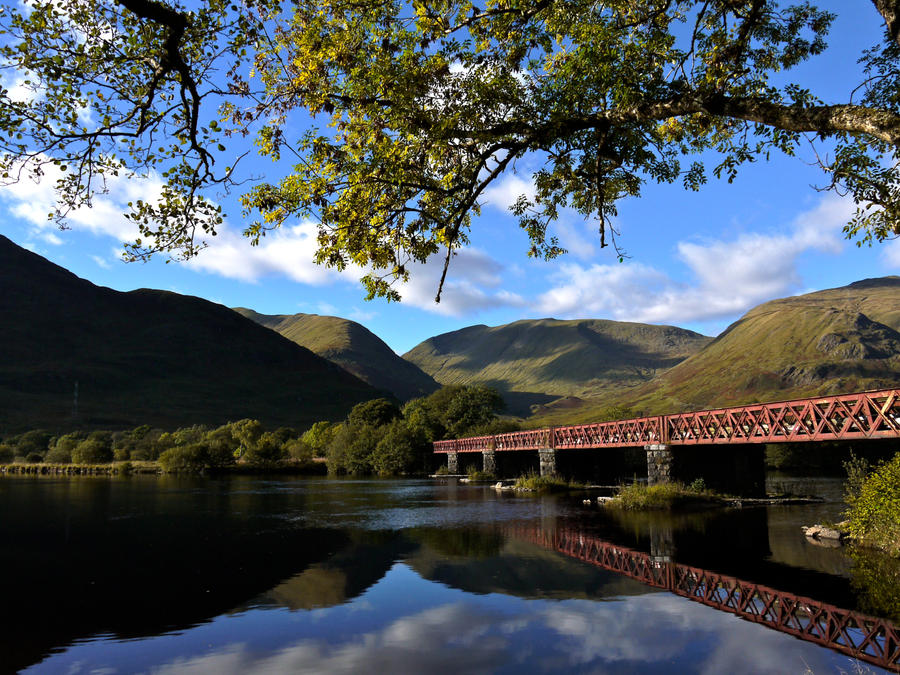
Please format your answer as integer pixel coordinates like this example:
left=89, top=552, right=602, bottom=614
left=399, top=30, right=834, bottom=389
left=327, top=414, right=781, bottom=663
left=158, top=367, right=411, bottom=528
left=433, top=389, right=900, bottom=453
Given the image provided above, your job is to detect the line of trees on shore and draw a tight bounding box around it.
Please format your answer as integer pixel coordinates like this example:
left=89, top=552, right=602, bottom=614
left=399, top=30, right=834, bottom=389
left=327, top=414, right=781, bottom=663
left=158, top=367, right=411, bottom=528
left=317, top=385, right=518, bottom=475
left=0, top=419, right=315, bottom=472
left=0, top=385, right=518, bottom=476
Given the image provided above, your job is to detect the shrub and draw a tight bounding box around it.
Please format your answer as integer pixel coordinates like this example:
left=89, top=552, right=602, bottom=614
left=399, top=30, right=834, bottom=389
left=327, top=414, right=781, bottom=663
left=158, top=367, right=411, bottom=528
left=347, top=398, right=401, bottom=428
left=514, top=470, right=574, bottom=492
left=229, top=419, right=263, bottom=458
left=844, top=452, right=900, bottom=557
left=113, top=448, right=130, bottom=461
left=72, top=438, right=114, bottom=464
left=463, top=418, right=522, bottom=437
left=158, top=443, right=211, bottom=473
left=444, top=386, right=505, bottom=438
left=843, top=452, right=871, bottom=503
left=372, top=419, right=421, bottom=476
left=53, top=433, right=82, bottom=457
left=271, top=427, right=297, bottom=445
left=301, top=421, right=336, bottom=457
left=204, top=425, right=239, bottom=467
left=45, top=444, right=73, bottom=463
left=610, top=482, right=718, bottom=510
left=325, top=424, right=350, bottom=474
left=171, top=425, right=209, bottom=447
left=15, top=429, right=52, bottom=456
left=243, top=431, right=285, bottom=465
left=0, top=444, right=15, bottom=464
left=87, top=430, right=114, bottom=453
left=344, top=424, right=382, bottom=474
left=131, top=427, right=165, bottom=460
left=688, top=477, right=707, bottom=493
left=25, top=452, right=44, bottom=464
left=284, top=438, right=312, bottom=464
left=466, top=466, right=495, bottom=482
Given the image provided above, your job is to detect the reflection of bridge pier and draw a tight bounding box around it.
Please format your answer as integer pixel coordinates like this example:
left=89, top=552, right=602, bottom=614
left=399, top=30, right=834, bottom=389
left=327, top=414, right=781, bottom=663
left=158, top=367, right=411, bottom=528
left=649, top=522, right=674, bottom=563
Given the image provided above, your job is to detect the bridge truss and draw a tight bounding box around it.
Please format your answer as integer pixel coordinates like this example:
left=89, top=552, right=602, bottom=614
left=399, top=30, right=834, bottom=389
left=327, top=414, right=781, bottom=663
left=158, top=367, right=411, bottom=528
left=434, top=388, right=900, bottom=453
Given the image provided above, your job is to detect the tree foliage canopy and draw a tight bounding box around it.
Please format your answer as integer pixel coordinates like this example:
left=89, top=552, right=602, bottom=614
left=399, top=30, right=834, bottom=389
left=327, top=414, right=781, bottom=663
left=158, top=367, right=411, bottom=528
left=3, top=0, right=900, bottom=300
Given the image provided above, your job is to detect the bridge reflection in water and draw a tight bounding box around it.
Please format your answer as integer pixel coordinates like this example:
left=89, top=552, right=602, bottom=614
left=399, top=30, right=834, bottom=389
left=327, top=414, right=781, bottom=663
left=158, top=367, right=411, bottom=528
left=506, top=523, right=900, bottom=672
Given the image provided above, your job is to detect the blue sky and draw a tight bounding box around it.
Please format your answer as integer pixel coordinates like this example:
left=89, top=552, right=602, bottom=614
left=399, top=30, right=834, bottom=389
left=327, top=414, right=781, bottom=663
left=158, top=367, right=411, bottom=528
left=3, top=1, right=900, bottom=355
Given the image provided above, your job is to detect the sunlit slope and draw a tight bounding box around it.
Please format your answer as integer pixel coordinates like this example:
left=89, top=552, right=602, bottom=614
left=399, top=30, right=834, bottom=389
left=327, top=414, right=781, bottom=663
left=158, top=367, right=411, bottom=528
left=403, top=319, right=711, bottom=412
left=234, top=308, right=439, bottom=401
left=537, top=278, right=900, bottom=425
left=0, top=235, right=378, bottom=432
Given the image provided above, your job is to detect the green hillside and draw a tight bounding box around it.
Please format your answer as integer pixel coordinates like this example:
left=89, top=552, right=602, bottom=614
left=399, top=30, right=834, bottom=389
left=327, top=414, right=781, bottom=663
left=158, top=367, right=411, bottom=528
left=0, top=235, right=379, bottom=433
left=403, top=319, right=712, bottom=414
left=234, top=309, right=439, bottom=401
left=535, top=278, right=900, bottom=425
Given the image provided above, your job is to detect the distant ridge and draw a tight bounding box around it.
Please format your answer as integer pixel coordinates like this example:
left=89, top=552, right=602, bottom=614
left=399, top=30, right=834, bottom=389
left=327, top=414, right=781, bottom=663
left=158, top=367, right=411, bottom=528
left=0, top=235, right=378, bottom=432
left=234, top=308, right=439, bottom=401
left=538, top=277, right=900, bottom=424
left=403, top=318, right=712, bottom=414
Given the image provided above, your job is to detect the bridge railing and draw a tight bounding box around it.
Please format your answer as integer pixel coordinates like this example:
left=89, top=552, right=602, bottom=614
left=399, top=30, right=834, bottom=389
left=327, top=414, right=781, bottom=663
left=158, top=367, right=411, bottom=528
left=433, top=388, right=900, bottom=453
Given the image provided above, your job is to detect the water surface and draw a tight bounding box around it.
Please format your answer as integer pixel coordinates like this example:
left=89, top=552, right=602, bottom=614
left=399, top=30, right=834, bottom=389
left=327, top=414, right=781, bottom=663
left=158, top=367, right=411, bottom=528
left=1, top=475, right=897, bottom=674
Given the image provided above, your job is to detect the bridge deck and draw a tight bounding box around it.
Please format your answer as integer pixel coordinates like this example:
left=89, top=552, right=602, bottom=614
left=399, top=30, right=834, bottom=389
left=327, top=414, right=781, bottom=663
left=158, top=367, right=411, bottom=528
left=434, top=388, right=900, bottom=453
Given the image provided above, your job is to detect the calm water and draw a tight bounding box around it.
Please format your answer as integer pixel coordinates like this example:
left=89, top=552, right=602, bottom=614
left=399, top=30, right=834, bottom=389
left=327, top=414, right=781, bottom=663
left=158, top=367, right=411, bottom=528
left=1, top=475, right=897, bottom=674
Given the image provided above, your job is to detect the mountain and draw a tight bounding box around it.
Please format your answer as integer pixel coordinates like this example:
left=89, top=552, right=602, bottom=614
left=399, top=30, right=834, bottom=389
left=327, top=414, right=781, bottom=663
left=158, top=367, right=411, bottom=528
left=233, top=309, right=439, bottom=401
left=0, top=235, right=379, bottom=433
left=540, top=277, right=900, bottom=424
left=403, top=319, right=712, bottom=414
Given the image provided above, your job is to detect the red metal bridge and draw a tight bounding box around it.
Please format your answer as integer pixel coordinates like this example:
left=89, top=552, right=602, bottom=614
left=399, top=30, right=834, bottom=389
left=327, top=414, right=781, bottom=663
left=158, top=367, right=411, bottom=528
left=509, top=523, right=900, bottom=672
left=434, top=388, right=900, bottom=454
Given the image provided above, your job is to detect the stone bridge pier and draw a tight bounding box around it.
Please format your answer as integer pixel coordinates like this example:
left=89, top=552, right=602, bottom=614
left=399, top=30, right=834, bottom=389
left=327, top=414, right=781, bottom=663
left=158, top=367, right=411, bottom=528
left=645, top=443, right=766, bottom=497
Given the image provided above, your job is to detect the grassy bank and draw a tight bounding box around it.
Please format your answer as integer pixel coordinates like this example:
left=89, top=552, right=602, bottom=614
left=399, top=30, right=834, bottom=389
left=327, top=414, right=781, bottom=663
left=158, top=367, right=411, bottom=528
left=513, top=471, right=585, bottom=493
left=0, top=461, right=159, bottom=475
left=0, top=459, right=328, bottom=477
left=605, top=481, right=721, bottom=510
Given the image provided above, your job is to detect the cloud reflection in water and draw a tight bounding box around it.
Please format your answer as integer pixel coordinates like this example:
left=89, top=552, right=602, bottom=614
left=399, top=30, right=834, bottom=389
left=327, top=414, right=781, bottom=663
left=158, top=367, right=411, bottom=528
left=60, top=564, right=864, bottom=675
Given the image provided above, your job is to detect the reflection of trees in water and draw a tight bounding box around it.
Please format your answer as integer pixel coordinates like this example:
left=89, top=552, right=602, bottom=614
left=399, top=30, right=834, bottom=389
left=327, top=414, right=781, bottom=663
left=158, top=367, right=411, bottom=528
left=849, top=545, right=900, bottom=622
left=405, top=526, right=655, bottom=601
left=407, top=526, right=504, bottom=559
left=255, top=530, right=415, bottom=612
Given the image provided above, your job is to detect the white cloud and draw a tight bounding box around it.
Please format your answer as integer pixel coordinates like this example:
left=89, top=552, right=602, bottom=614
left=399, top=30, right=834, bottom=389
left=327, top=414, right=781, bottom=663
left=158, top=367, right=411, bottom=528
left=134, top=588, right=842, bottom=675
left=182, top=222, right=345, bottom=286
left=39, top=231, right=63, bottom=245
left=537, top=196, right=853, bottom=324
left=0, top=158, right=158, bottom=245
left=0, top=160, right=347, bottom=288
left=349, top=307, right=377, bottom=322
left=317, top=301, right=338, bottom=315
left=883, top=238, right=900, bottom=269
left=91, top=254, right=111, bottom=269
left=481, top=172, right=601, bottom=260
left=399, top=247, right=525, bottom=317
left=481, top=173, right=535, bottom=212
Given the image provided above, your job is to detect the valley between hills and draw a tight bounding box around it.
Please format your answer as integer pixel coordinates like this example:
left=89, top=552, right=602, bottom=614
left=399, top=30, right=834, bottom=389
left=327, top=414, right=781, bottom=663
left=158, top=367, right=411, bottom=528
left=3, top=233, right=900, bottom=433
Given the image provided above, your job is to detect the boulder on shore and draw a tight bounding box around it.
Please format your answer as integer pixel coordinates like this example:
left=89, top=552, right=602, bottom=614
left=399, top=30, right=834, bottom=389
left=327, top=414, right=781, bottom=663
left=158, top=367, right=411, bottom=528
left=801, top=522, right=849, bottom=547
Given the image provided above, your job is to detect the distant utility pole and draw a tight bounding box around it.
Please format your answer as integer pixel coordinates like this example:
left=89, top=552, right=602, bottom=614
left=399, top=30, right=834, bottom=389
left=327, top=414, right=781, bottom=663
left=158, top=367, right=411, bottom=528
left=71, top=380, right=79, bottom=419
